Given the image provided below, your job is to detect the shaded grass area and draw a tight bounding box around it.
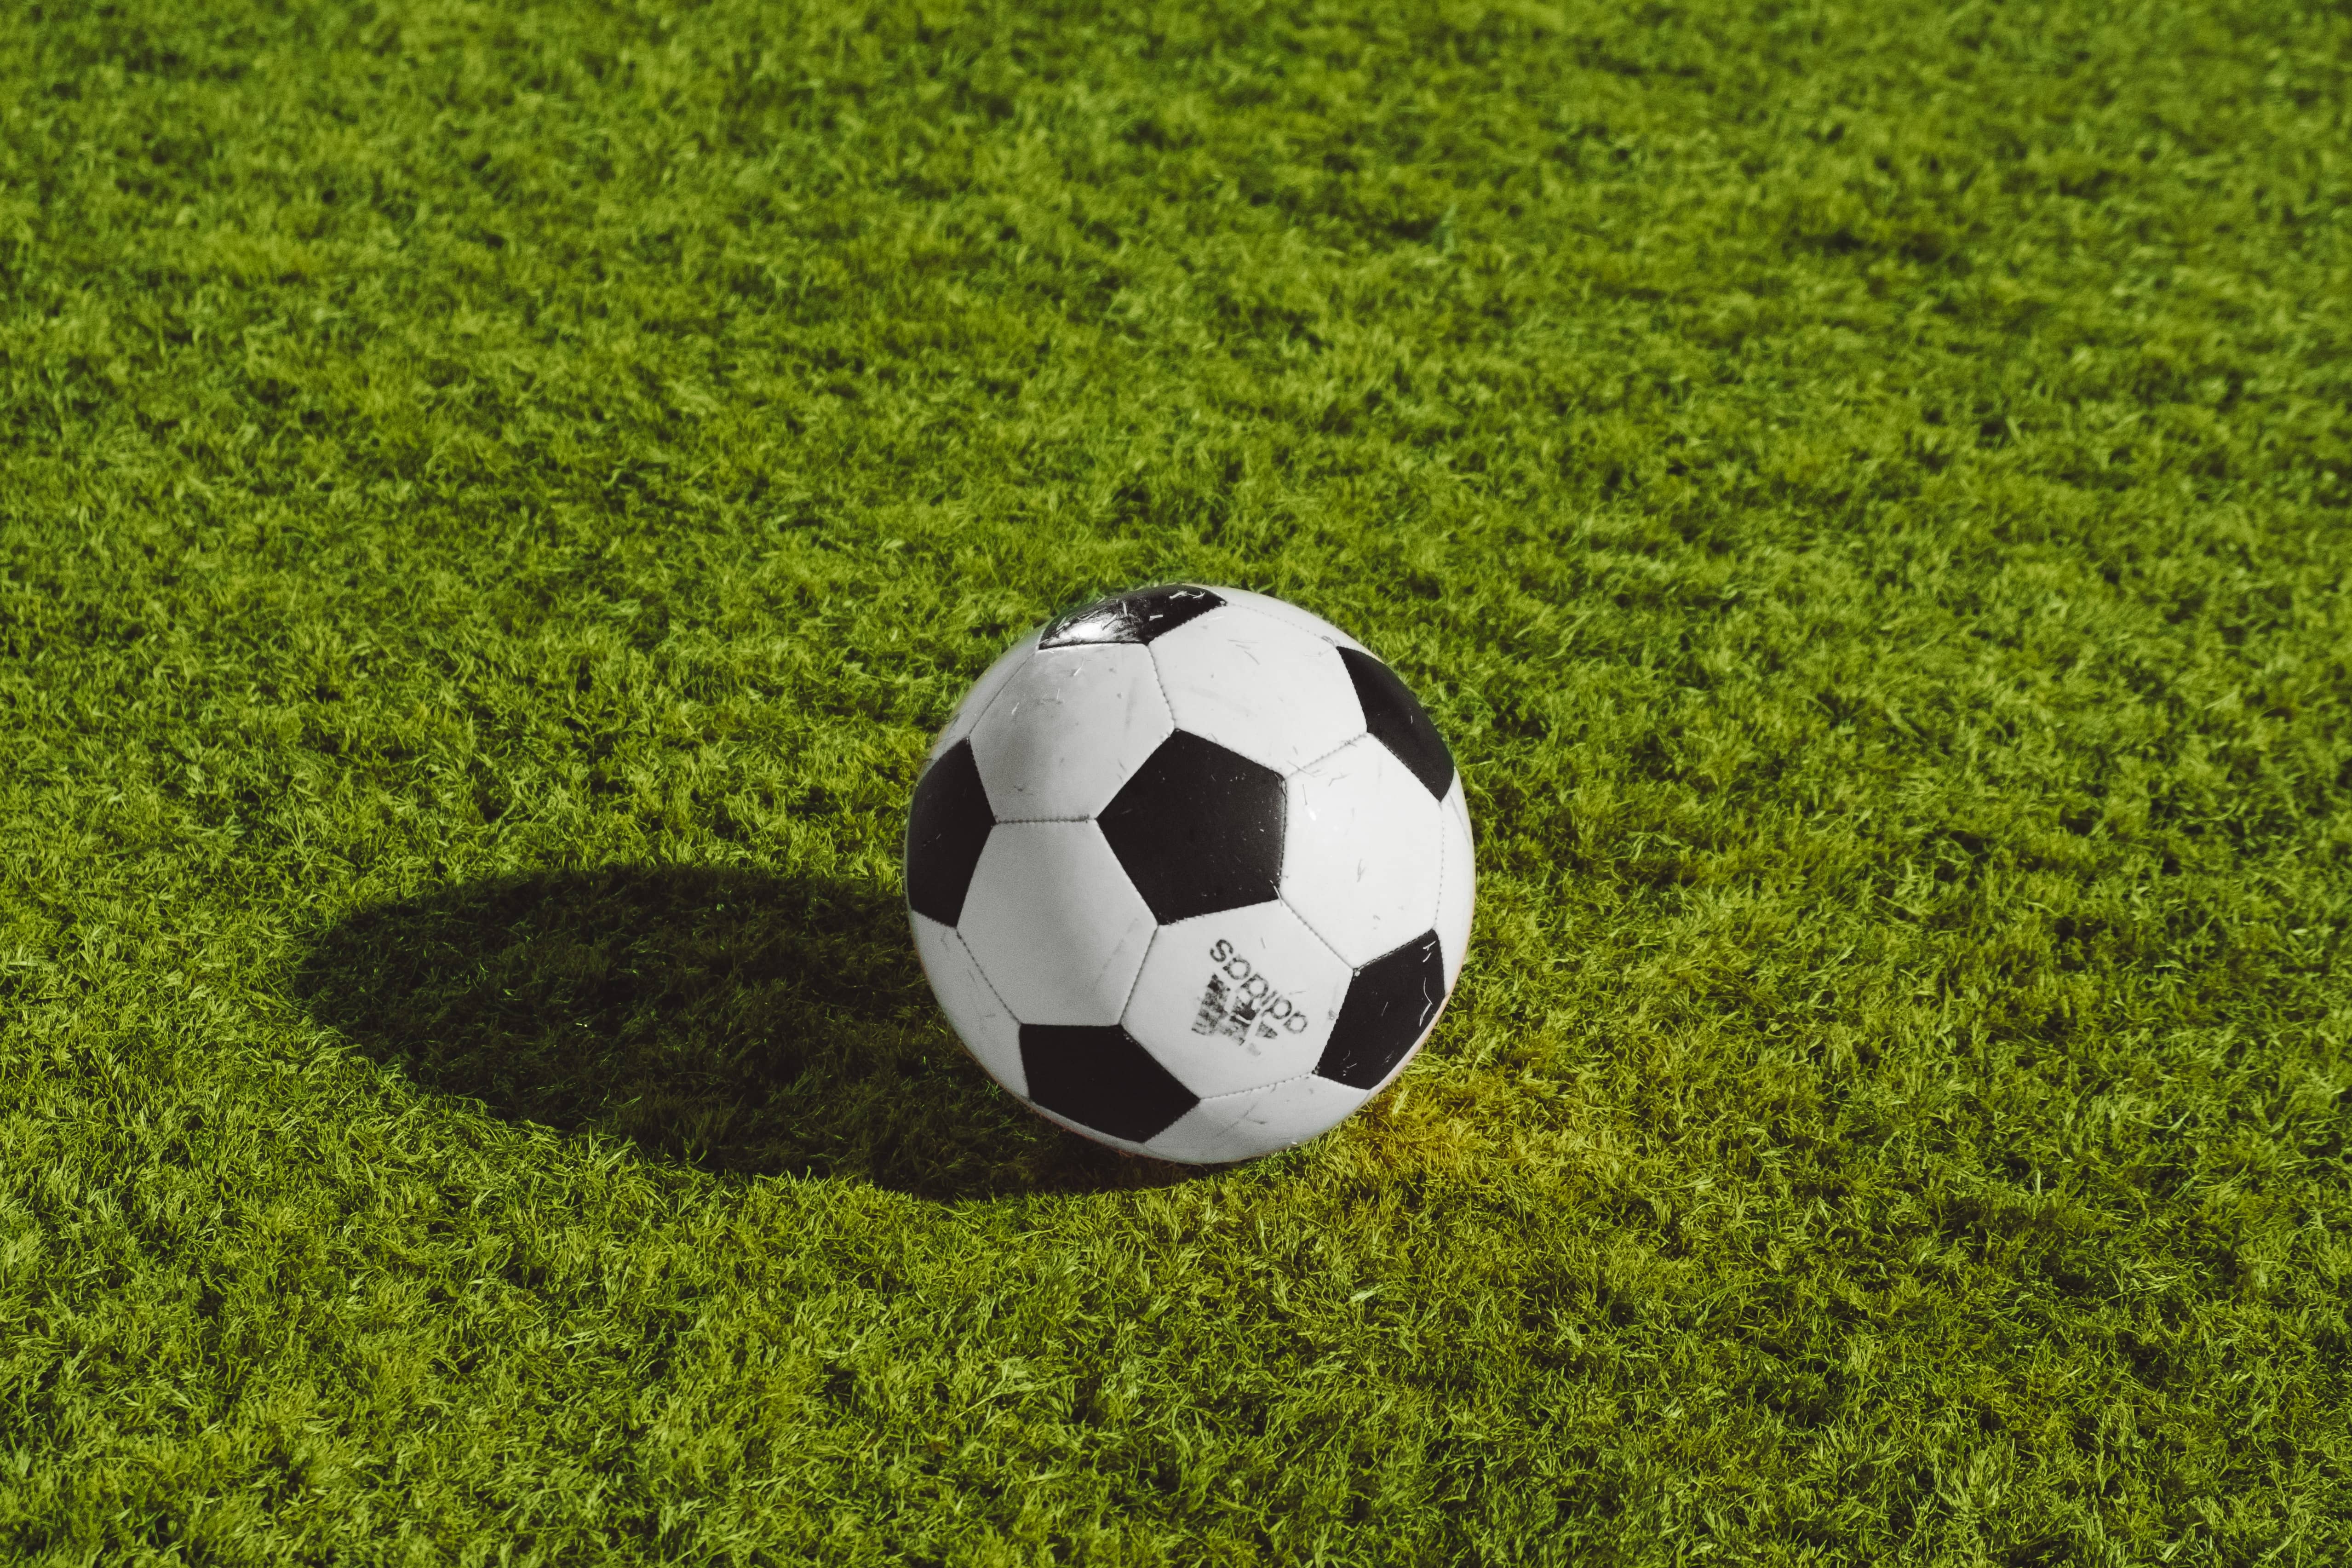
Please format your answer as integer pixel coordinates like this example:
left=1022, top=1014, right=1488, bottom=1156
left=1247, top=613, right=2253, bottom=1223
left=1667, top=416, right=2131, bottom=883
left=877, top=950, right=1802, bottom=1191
left=1, top=0, right=2348, bottom=1561
left=295, top=865, right=1190, bottom=1197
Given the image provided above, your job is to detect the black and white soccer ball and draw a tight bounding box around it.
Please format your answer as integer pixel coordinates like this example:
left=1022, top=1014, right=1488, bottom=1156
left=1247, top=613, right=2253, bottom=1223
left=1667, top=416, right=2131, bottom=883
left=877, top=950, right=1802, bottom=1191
left=906, top=584, right=1474, bottom=1164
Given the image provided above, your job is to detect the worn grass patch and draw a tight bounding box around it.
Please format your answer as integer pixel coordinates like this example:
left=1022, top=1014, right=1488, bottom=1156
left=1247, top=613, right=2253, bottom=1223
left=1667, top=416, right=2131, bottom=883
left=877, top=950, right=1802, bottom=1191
left=2, top=0, right=2348, bottom=1562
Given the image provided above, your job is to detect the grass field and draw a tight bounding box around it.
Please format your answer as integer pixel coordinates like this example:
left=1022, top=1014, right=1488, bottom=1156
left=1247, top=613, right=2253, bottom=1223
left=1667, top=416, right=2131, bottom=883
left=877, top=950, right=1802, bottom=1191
left=3, top=0, right=2349, bottom=1561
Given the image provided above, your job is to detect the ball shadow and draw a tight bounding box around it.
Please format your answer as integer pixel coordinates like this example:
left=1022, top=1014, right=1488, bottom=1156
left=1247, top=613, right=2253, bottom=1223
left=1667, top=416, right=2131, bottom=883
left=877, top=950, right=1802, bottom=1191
left=293, top=865, right=1215, bottom=1201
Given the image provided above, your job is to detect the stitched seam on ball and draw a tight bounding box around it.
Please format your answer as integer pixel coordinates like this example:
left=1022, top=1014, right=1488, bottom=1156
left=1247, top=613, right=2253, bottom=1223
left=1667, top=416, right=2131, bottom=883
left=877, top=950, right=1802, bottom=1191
left=1113, top=921, right=1160, bottom=1028
left=1220, top=593, right=1362, bottom=652
left=1149, top=618, right=1346, bottom=781
left=954, top=633, right=1036, bottom=745
left=1279, top=891, right=1357, bottom=972
left=1193, top=1067, right=1342, bottom=1104
left=989, top=812, right=1096, bottom=825
left=1216, top=596, right=1305, bottom=646
left=1030, top=1098, right=1152, bottom=1154
left=955, top=927, right=1020, bottom=1022
left=1291, top=727, right=1370, bottom=780
left=1200, top=1028, right=1435, bottom=1108
left=1143, top=637, right=1182, bottom=734
left=943, top=928, right=1032, bottom=1096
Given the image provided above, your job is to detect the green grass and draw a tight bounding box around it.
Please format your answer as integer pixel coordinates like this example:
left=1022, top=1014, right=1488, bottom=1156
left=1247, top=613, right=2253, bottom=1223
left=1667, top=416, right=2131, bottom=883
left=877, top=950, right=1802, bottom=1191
left=3, top=0, right=2349, bottom=1560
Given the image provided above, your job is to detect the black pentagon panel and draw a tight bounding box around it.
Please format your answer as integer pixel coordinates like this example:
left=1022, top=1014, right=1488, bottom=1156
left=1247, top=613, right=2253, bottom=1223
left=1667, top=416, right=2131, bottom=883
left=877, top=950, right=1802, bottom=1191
left=1337, top=648, right=1454, bottom=799
left=1316, top=931, right=1446, bottom=1090
left=904, top=740, right=996, bottom=925
left=1039, top=584, right=1225, bottom=649
left=1021, top=1024, right=1200, bottom=1142
left=1098, top=731, right=1285, bottom=924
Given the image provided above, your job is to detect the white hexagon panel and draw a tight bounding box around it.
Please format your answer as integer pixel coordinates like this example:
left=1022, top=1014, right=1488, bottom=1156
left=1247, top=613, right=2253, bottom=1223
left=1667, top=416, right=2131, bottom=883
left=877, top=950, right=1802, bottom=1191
left=1435, top=777, right=1475, bottom=990
left=927, top=630, right=1040, bottom=765
left=1147, top=607, right=1368, bottom=776
left=909, top=913, right=1026, bottom=1097
left=969, top=643, right=1173, bottom=821
left=1280, top=733, right=1444, bottom=969
left=958, top=821, right=1155, bottom=1026
left=1121, top=901, right=1353, bottom=1099
left=1214, top=586, right=1373, bottom=655
left=1204, top=1075, right=1376, bottom=1161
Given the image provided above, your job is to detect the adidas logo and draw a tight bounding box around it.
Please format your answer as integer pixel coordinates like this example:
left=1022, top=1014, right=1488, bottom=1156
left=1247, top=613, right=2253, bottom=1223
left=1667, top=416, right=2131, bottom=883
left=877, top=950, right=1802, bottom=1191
left=1192, top=938, right=1312, bottom=1056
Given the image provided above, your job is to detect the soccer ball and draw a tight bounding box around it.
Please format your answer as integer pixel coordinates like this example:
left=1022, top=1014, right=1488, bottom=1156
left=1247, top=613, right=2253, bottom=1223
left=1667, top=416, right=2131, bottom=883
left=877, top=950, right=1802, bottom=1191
left=905, top=584, right=1474, bottom=1163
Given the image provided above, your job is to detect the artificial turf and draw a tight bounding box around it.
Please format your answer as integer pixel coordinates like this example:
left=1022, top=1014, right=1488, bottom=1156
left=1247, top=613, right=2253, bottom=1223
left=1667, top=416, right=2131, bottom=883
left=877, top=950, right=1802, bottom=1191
left=2, top=0, right=2348, bottom=1561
